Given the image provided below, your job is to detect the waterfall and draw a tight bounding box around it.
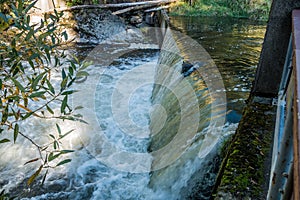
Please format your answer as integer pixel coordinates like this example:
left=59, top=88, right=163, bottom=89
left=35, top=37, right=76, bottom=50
left=148, top=27, right=229, bottom=199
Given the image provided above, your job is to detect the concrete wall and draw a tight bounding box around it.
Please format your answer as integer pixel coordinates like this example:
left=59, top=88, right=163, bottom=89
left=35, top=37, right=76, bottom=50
left=252, top=0, right=300, bottom=97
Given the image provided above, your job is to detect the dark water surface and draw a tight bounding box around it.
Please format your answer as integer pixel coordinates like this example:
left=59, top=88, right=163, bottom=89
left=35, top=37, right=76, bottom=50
left=170, top=16, right=267, bottom=123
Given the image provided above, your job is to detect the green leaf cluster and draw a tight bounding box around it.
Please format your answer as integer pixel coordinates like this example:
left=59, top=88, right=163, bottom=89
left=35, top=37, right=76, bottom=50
left=0, top=0, right=90, bottom=192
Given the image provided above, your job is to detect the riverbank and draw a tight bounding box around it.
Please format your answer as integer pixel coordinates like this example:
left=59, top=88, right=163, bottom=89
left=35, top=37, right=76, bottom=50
left=169, top=0, right=271, bottom=20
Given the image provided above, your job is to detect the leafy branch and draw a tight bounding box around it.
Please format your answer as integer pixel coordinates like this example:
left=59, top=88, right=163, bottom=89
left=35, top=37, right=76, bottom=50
left=0, top=0, right=91, bottom=188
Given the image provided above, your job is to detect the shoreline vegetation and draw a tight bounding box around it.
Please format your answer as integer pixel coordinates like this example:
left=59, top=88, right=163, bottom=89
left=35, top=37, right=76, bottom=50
left=169, top=0, right=271, bottom=20
left=51, top=0, right=271, bottom=21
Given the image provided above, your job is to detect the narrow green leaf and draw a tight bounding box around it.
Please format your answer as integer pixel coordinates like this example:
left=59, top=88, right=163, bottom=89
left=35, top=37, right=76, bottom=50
left=27, top=165, right=43, bottom=186
left=25, top=29, right=34, bottom=41
left=45, top=48, right=51, bottom=62
left=46, top=105, right=54, bottom=115
left=54, top=141, right=58, bottom=149
left=68, top=66, right=74, bottom=76
left=74, top=114, right=83, bottom=118
left=11, top=38, right=16, bottom=47
left=60, top=95, right=68, bottom=113
left=51, top=35, right=55, bottom=44
left=14, top=124, right=19, bottom=143
left=46, top=79, right=55, bottom=95
left=59, top=129, right=74, bottom=139
left=1, top=106, right=8, bottom=124
left=48, top=152, right=61, bottom=162
left=22, top=112, right=33, bottom=120
left=49, top=134, right=55, bottom=140
left=24, top=0, right=37, bottom=14
left=29, top=91, right=46, bottom=98
left=32, top=72, right=46, bottom=90
left=67, top=78, right=76, bottom=88
left=76, top=71, right=89, bottom=78
left=54, top=8, right=60, bottom=18
left=41, top=169, right=48, bottom=185
left=62, top=31, right=68, bottom=41
left=60, top=150, right=74, bottom=154
left=28, top=60, right=34, bottom=69
left=56, top=159, right=71, bottom=167
left=29, top=53, right=39, bottom=61
left=24, top=158, right=39, bottom=165
left=61, top=90, right=78, bottom=95
left=74, top=106, right=84, bottom=110
left=38, top=31, right=51, bottom=41
left=0, top=139, right=10, bottom=143
left=60, top=77, right=68, bottom=91
left=62, top=68, right=66, bottom=80
left=26, top=14, right=30, bottom=24
left=56, top=123, right=61, bottom=135
left=77, top=119, right=88, bottom=124
left=11, top=78, right=25, bottom=92
left=70, top=62, right=76, bottom=70
left=80, top=61, right=92, bottom=71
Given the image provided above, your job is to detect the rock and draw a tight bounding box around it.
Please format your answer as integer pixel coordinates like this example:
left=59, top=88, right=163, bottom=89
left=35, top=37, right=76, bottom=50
left=130, top=15, right=143, bottom=25
left=72, top=9, right=126, bottom=44
left=181, top=60, right=193, bottom=74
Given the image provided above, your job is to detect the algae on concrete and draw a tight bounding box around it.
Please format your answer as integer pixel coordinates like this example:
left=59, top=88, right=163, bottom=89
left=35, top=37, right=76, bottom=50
left=212, top=97, right=276, bottom=199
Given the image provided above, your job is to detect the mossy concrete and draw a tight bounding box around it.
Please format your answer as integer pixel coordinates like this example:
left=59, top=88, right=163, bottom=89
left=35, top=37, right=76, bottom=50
left=212, top=97, right=276, bottom=199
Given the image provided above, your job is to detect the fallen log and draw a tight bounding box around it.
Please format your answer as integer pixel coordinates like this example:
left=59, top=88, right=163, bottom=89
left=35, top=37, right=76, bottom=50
left=112, top=1, right=174, bottom=15
left=34, top=0, right=176, bottom=14
left=144, top=5, right=170, bottom=13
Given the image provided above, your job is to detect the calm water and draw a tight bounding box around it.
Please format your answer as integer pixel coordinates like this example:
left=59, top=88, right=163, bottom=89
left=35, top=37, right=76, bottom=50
left=170, top=16, right=266, bottom=123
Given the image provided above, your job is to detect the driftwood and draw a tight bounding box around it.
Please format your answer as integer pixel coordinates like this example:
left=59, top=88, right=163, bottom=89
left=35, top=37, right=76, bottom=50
left=144, top=5, right=170, bottom=13
left=38, top=0, right=176, bottom=14
left=112, top=3, right=172, bottom=15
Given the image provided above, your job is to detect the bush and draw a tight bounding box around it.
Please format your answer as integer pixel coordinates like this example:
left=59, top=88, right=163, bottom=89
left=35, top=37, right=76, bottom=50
left=170, top=0, right=271, bottom=20
left=0, top=0, right=89, bottom=190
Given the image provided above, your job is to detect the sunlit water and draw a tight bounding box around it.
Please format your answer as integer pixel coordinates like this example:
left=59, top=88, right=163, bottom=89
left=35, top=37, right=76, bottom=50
left=171, top=16, right=266, bottom=122
left=0, top=16, right=266, bottom=199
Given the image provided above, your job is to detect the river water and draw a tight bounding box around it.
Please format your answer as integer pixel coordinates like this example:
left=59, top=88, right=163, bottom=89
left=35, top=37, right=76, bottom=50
left=0, top=16, right=266, bottom=199
left=170, top=16, right=266, bottom=123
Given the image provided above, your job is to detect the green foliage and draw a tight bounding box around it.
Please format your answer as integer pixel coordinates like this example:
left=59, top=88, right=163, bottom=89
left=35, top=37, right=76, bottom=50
left=66, top=0, right=100, bottom=7
left=66, top=0, right=83, bottom=6
left=170, top=0, right=271, bottom=20
left=0, top=0, right=89, bottom=191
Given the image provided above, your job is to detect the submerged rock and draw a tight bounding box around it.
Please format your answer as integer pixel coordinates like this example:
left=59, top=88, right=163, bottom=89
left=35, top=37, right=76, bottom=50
left=181, top=61, right=207, bottom=77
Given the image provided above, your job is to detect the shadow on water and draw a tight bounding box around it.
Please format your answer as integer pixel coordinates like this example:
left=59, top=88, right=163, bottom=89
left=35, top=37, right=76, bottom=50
left=170, top=16, right=267, bottom=123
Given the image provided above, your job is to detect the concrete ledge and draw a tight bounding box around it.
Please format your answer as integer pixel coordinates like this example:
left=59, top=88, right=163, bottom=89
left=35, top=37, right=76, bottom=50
left=212, top=97, right=276, bottom=199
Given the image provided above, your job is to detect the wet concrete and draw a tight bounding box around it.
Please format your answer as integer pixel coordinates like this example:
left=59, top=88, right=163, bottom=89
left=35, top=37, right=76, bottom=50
left=212, top=97, right=276, bottom=199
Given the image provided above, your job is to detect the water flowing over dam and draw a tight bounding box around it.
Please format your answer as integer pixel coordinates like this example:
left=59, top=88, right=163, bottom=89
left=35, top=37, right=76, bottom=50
left=0, top=13, right=265, bottom=199
left=147, top=27, right=229, bottom=199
